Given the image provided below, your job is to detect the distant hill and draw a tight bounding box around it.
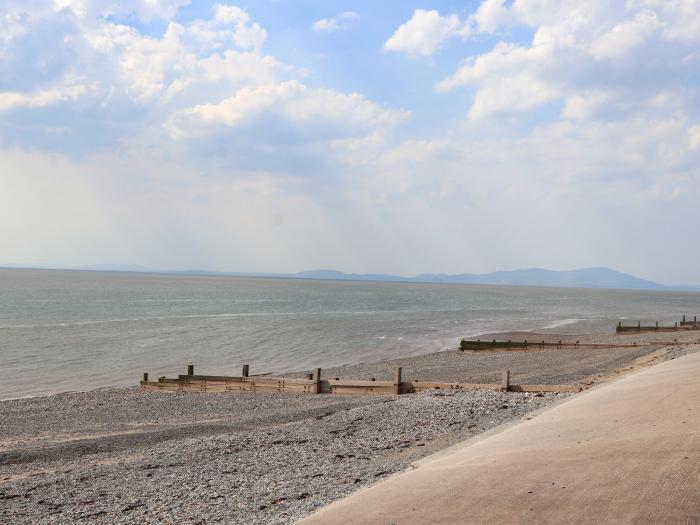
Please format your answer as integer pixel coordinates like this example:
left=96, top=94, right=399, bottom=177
left=2, top=264, right=691, bottom=291
left=295, top=267, right=665, bottom=290
left=413, top=267, right=664, bottom=289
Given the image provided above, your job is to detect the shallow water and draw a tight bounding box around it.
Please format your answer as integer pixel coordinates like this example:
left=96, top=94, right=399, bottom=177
left=1, top=268, right=699, bottom=399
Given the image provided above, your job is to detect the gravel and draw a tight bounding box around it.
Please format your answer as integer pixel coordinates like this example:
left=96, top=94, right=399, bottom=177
left=1, top=387, right=562, bottom=524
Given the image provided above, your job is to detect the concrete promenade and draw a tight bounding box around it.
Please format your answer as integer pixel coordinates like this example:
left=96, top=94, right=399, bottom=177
left=298, top=352, right=700, bottom=524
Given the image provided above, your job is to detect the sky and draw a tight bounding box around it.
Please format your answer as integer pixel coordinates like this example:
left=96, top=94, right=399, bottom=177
left=1, top=0, right=699, bottom=284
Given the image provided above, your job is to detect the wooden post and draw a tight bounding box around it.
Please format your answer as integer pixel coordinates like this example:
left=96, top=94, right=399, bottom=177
left=683, top=315, right=686, bottom=323
left=305, top=373, right=313, bottom=380
left=312, top=368, right=321, bottom=394
left=656, top=321, right=659, bottom=330
left=618, top=321, right=621, bottom=327
left=394, top=367, right=402, bottom=395
left=638, top=321, right=641, bottom=329
left=242, top=364, right=249, bottom=377
left=142, top=372, right=148, bottom=382
left=502, top=370, right=511, bottom=391
left=187, top=364, right=194, bottom=376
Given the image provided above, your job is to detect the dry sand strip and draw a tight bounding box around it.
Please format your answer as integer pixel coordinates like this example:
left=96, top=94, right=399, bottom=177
left=297, top=351, right=700, bottom=525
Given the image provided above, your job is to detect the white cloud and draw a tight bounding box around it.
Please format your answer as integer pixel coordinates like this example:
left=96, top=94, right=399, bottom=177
left=590, top=10, right=660, bottom=59
left=561, top=90, right=613, bottom=121
left=0, top=84, right=90, bottom=111
left=165, top=80, right=410, bottom=141
left=689, top=125, right=700, bottom=150
left=473, top=0, right=512, bottom=33
left=53, top=0, right=192, bottom=22
left=0, top=0, right=406, bottom=173
left=437, top=42, right=560, bottom=119
left=630, top=0, right=700, bottom=44
left=384, top=9, right=471, bottom=57
left=436, top=1, right=700, bottom=121
left=312, top=11, right=359, bottom=33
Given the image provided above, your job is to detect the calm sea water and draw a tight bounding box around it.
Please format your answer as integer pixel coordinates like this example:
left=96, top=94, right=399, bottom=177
left=1, top=268, right=700, bottom=399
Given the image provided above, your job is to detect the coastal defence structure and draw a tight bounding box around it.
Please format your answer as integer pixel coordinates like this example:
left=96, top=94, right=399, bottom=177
left=142, top=316, right=700, bottom=397
left=140, top=365, right=579, bottom=396
left=459, top=337, right=699, bottom=351
left=616, top=315, right=700, bottom=333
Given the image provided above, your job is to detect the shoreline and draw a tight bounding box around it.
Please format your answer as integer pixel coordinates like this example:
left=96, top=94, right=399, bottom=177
left=7, top=322, right=694, bottom=403
left=1, top=329, right=699, bottom=524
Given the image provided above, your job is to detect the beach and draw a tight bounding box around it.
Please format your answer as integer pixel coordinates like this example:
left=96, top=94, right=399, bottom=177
left=2, top=329, right=698, bottom=524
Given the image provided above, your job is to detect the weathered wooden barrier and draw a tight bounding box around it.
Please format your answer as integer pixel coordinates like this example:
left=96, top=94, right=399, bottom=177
left=680, top=315, right=700, bottom=327
left=460, top=337, right=698, bottom=352
left=140, top=365, right=580, bottom=396
left=616, top=316, right=700, bottom=333
left=460, top=339, right=642, bottom=351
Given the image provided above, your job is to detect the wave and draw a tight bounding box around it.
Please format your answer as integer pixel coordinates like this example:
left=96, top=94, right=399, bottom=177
left=0, top=309, right=452, bottom=330
left=541, top=318, right=585, bottom=329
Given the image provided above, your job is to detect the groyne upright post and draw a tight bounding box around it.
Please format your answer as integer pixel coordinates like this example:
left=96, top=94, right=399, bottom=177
left=187, top=364, right=194, bottom=376
left=394, top=367, right=402, bottom=395
left=242, top=364, right=249, bottom=377
left=142, top=372, right=148, bottom=382
left=502, top=370, right=511, bottom=391
left=312, top=368, right=322, bottom=394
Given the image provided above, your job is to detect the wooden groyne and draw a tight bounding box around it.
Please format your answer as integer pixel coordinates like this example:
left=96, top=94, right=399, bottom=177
left=616, top=316, right=700, bottom=333
left=461, top=335, right=699, bottom=352
left=140, top=365, right=580, bottom=396
left=680, top=315, right=700, bottom=327
left=460, top=339, right=644, bottom=351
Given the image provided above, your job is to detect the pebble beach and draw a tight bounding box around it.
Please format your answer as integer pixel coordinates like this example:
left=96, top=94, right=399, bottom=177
left=1, top=330, right=698, bottom=524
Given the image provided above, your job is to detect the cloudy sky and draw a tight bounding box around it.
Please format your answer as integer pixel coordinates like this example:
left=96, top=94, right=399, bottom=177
left=1, top=0, right=699, bottom=283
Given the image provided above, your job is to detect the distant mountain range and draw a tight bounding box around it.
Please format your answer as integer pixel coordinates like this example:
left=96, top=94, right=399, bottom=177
left=3, top=264, right=699, bottom=291
left=295, top=267, right=670, bottom=289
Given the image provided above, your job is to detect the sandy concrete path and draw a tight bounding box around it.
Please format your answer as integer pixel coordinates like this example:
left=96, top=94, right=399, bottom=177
left=298, top=352, right=700, bottom=524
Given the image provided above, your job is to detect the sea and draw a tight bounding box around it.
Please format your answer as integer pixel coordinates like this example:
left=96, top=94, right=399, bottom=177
left=2, top=268, right=700, bottom=400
